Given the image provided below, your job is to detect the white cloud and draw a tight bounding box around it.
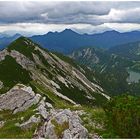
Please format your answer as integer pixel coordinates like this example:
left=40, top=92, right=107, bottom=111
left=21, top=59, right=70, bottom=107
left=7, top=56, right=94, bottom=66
left=0, top=1, right=140, bottom=35
left=1, top=22, right=140, bottom=36
left=0, top=23, right=99, bottom=36
left=104, top=23, right=140, bottom=32
left=99, top=8, right=140, bottom=23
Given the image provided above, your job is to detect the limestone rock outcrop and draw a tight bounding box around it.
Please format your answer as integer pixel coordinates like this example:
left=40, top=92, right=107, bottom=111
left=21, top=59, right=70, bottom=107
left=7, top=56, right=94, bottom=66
left=0, top=84, right=41, bottom=114
left=0, top=84, right=88, bottom=139
left=34, top=109, right=88, bottom=139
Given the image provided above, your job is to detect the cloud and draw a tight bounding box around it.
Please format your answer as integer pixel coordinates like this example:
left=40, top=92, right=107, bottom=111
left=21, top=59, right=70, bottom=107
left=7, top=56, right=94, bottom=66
left=1, top=1, right=140, bottom=24
left=1, top=22, right=140, bottom=36
left=0, top=1, right=110, bottom=24
left=98, top=8, right=140, bottom=24
left=0, top=1, right=140, bottom=35
left=0, top=23, right=106, bottom=36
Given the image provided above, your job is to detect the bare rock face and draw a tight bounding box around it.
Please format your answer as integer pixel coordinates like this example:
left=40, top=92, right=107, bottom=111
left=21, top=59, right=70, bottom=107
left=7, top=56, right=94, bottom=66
left=0, top=49, right=9, bottom=61
left=43, top=121, right=58, bottom=139
left=0, top=49, right=34, bottom=70
left=0, top=84, right=41, bottom=114
left=34, top=109, right=88, bottom=139
left=46, top=102, right=53, bottom=109
left=16, top=115, right=41, bottom=129
left=0, top=84, right=88, bottom=139
left=37, top=98, right=49, bottom=119
left=0, top=121, right=5, bottom=128
left=32, top=46, right=108, bottom=100
left=10, top=50, right=35, bottom=70
left=62, top=110, right=88, bottom=139
left=0, top=81, right=3, bottom=89
left=70, top=48, right=99, bottom=64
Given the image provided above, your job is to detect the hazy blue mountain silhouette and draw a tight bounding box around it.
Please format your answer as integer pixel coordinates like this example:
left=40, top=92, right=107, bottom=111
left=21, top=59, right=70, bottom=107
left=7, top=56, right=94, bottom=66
left=1, top=29, right=140, bottom=53
left=31, top=29, right=140, bottom=54
left=0, top=33, right=21, bottom=50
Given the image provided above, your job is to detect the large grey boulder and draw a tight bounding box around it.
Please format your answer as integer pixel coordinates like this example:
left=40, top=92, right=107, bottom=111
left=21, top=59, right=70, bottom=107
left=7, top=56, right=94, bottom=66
left=0, top=84, right=41, bottom=114
left=63, top=110, right=88, bottom=139
left=34, top=109, right=88, bottom=139
left=0, top=84, right=88, bottom=139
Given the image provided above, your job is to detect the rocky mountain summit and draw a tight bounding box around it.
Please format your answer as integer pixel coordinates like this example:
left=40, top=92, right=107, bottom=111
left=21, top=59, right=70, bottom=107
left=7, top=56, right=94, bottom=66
left=0, top=84, right=88, bottom=138
left=0, top=37, right=109, bottom=104
left=0, top=37, right=109, bottom=138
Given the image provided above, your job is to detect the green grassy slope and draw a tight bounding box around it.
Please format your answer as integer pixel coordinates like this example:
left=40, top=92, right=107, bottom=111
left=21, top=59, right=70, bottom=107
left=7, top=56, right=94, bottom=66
left=0, top=55, right=31, bottom=94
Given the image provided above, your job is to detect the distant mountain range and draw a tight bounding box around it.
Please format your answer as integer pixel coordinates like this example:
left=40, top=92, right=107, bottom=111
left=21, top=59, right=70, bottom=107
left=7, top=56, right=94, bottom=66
left=1, top=29, right=140, bottom=53
left=31, top=29, right=140, bottom=54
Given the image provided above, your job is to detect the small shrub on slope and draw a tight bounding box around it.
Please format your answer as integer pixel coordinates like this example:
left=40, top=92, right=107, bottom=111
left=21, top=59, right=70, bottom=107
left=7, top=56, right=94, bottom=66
left=104, top=95, right=140, bottom=138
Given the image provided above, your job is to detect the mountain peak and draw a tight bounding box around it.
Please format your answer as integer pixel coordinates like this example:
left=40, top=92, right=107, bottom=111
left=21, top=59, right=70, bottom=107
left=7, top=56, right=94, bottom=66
left=10, top=36, right=36, bottom=46
left=6, top=36, right=40, bottom=61
left=63, top=28, right=73, bottom=32
left=102, top=30, right=120, bottom=34
left=46, top=29, right=77, bottom=36
left=16, top=36, right=29, bottom=41
left=7, top=36, right=34, bottom=48
left=61, top=28, right=77, bottom=34
left=13, top=33, right=21, bottom=38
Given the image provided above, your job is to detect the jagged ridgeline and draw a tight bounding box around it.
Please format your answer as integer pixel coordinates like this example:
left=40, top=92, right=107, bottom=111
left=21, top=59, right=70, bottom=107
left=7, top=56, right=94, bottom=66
left=0, top=37, right=110, bottom=138
left=0, top=37, right=109, bottom=106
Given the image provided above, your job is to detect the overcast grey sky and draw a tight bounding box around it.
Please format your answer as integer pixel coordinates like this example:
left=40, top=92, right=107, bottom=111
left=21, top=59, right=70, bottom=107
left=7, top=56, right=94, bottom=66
left=1, top=1, right=140, bottom=36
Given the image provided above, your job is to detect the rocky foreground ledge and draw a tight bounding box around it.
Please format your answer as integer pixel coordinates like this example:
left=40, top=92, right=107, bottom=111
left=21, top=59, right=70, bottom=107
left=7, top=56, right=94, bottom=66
left=0, top=84, right=88, bottom=138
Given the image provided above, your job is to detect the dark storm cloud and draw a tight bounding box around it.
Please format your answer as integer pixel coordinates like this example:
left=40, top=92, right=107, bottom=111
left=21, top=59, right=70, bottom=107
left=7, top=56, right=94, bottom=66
left=0, top=1, right=140, bottom=25
left=1, top=1, right=140, bottom=35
